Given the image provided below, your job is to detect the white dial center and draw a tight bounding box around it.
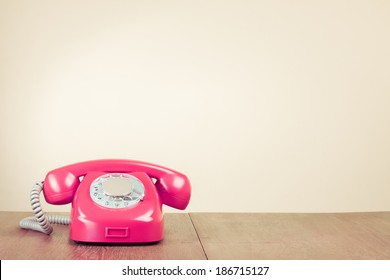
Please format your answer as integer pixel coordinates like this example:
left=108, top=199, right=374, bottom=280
left=101, top=176, right=133, bottom=196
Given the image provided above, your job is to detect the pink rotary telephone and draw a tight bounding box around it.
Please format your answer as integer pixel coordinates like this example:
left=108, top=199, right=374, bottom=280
left=20, top=159, right=191, bottom=243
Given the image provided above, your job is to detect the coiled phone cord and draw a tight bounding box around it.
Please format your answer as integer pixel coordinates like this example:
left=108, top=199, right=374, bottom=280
left=19, top=181, right=70, bottom=235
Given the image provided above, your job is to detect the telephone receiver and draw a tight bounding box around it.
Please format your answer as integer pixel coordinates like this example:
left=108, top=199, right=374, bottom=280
left=20, top=159, right=191, bottom=243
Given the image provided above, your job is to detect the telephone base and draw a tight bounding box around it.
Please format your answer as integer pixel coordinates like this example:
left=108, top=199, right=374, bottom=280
left=69, top=171, right=165, bottom=243
left=69, top=217, right=164, bottom=243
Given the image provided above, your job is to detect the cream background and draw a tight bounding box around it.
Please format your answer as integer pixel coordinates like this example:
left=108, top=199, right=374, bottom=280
left=1, top=0, right=389, bottom=213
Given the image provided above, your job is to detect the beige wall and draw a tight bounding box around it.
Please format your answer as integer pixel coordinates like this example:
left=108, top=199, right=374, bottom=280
left=1, top=0, right=389, bottom=213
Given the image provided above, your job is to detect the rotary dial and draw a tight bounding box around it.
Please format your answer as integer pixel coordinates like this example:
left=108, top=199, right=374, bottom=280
left=89, top=173, right=145, bottom=209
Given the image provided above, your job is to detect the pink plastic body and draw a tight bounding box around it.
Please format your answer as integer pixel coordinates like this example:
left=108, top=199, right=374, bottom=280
left=43, top=159, right=191, bottom=243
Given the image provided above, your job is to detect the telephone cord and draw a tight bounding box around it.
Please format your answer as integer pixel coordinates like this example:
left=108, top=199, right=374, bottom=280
left=19, top=181, right=70, bottom=235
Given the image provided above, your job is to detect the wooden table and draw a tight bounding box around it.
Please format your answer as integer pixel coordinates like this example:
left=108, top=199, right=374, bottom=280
left=1, top=211, right=390, bottom=260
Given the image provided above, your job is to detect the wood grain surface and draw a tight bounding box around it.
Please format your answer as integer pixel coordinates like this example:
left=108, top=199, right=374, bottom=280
left=1, top=211, right=390, bottom=260
left=189, top=212, right=390, bottom=260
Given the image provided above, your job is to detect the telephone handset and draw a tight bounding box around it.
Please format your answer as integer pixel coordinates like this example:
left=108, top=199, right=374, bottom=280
left=20, top=159, right=191, bottom=243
